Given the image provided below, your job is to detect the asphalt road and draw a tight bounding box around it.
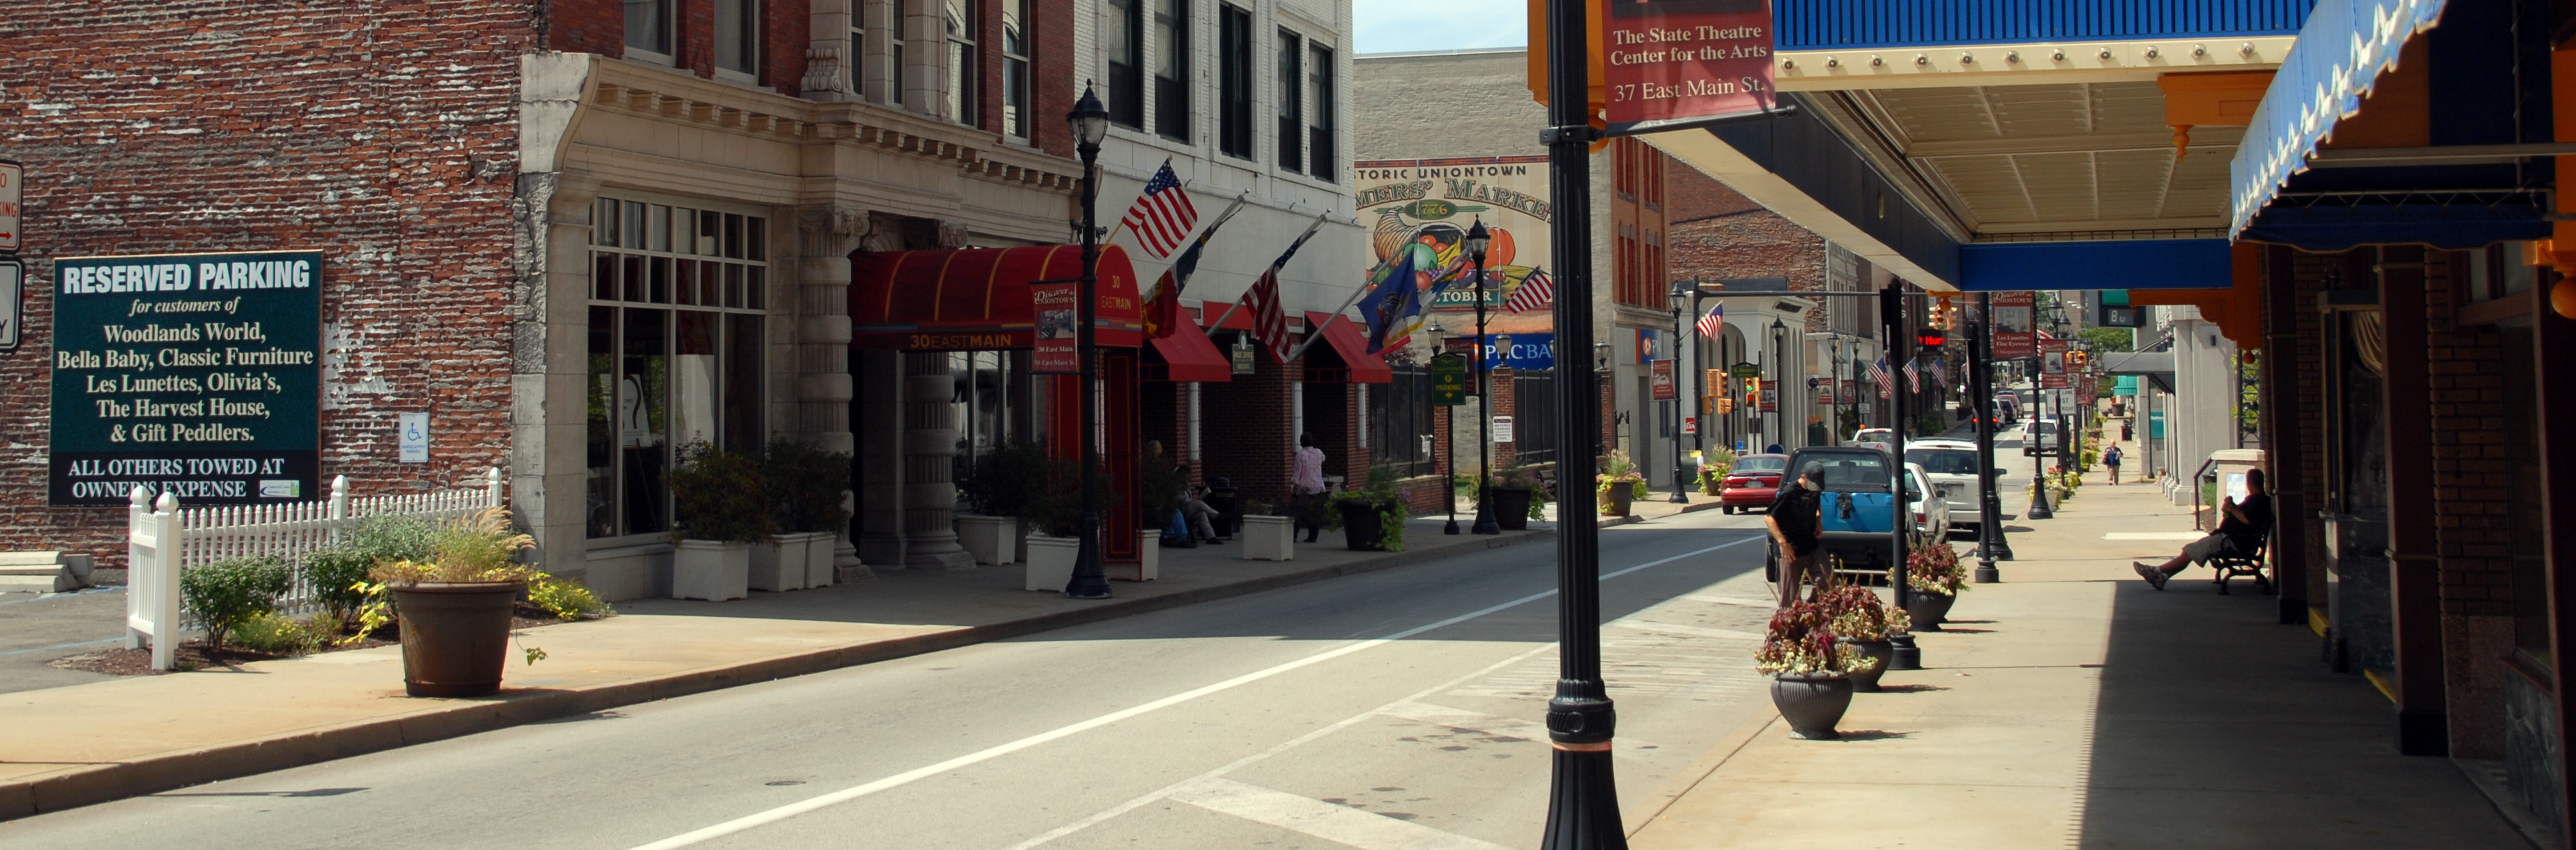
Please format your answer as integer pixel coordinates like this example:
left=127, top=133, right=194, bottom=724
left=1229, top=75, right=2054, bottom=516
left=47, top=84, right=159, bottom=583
left=3, top=510, right=1793, bottom=850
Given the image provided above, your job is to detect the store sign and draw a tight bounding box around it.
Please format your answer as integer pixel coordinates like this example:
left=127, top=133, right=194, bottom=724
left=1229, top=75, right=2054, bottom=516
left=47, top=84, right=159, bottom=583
left=1650, top=359, right=1676, bottom=400
left=1990, top=291, right=2036, bottom=360
left=1430, top=353, right=1468, bottom=406
left=1031, top=280, right=1080, bottom=374
left=1479, top=333, right=1557, bottom=371
left=0, top=159, right=20, bottom=254
left=1602, top=0, right=1778, bottom=132
left=0, top=258, right=20, bottom=353
left=49, top=251, right=323, bottom=506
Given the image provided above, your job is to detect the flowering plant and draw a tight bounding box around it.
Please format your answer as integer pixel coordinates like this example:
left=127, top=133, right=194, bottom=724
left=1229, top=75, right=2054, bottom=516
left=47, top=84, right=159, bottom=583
left=1756, top=600, right=1875, bottom=676
left=1907, top=542, right=1968, bottom=596
left=1816, top=584, right=1909, bottom=641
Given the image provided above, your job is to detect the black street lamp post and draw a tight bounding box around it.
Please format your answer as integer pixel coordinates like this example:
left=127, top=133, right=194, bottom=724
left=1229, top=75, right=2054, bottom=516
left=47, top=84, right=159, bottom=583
left=1468, top=220, right=1500, bottom=536
left=1970, top=292, right=2010, bottom=576
left=1667, top=282, right=1691, bottom=504
left=1539, top=0, right=1621, bottom=840
left=1768, top=317, right=1786, bottom=449
left=1062, top=85, right=1114, bottom=600
left=1432, top=319, right=1460, bottom=536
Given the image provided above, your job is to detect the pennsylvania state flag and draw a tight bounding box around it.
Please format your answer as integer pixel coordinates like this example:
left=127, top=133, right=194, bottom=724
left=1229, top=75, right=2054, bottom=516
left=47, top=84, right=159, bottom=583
left=1359, top=242, right=1442, bottom=354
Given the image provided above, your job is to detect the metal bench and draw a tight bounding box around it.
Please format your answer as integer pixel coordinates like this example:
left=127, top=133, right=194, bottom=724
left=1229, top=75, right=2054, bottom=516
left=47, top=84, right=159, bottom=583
left=2209, top=536, right=2271, bottom=595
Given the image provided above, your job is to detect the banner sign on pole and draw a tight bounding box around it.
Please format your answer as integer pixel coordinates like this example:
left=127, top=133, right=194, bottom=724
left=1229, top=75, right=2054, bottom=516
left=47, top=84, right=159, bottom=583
left=1430, top=353, right=1468, bottom=406
left=1601, top=0, right=1778, bottom=134
left=49, top=251, right=323, bottom=506
left=1650, top=359, right=1676, bottom=400
left=1759, top=387, right=1777, bottom=413
left=1990, top=291, right=2036, bottom=360
left=1031, top=280, right=1080, bottom=374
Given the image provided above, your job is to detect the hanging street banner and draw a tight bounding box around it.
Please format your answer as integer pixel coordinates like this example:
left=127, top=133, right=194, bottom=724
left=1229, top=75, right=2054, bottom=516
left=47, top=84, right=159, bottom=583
left=1430, top=353, right=1469, bottom=405
left=1031, top=280, right=1080, bottom=374
left=1651, top=359, right=1677, bottom=400
left=49, top=251, right=323, bottom=507
left=1989, top=291, right=2036, bottom=361
left=1601, top=0, right=1778, bottom=133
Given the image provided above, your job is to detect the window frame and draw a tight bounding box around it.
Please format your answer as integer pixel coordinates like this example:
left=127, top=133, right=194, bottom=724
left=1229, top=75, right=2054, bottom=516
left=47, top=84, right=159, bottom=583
left=1152, top=0, right=1190, bottom=141
left=714, top=0, right=762, bottom=84
left=1107, top=0, right=1146, bottom=128
left=1002, top=0, right=1032, bottom=138
left=1217, top=4, right=1254, bottom=160
left=1275, top=29, right=1303, bottom=173
left=624, top=0, right=677, bottom=65
left=1307, top=41, right=1335, bottom=182
left=944, top=0, right=982, bottom=126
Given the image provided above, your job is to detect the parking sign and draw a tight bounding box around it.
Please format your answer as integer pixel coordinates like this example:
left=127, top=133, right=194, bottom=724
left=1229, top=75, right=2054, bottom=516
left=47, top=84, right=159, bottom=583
left=0, top=258, right=19, bottom=351
left=0, top=160, right=19, bottom=254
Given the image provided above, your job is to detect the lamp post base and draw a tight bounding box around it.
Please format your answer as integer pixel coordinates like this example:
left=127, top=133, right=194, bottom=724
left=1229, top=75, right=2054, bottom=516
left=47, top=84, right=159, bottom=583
left=1063, top=534, right=1111, bottom=600
left=1538, top=747, right=1628, bottom=849
left=1470, top=490, right=1502, bottom=535
left=1669, top=466, right=1691, bottom=505
left=1444, top=519, right=1462, bottom=535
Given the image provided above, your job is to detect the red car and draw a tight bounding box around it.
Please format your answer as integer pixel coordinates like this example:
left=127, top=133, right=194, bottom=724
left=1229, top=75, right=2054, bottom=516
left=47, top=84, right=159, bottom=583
left=1718, top=454, right=1790, bottom=514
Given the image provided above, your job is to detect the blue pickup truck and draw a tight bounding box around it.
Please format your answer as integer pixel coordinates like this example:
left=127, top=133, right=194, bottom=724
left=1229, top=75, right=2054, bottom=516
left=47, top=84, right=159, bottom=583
left=1764, top=446, right=1907, bottom=580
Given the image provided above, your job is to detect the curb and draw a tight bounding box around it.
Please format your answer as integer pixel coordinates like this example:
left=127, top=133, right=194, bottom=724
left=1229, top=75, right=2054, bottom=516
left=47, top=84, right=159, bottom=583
left=0, top=529, right=1554, bottom=821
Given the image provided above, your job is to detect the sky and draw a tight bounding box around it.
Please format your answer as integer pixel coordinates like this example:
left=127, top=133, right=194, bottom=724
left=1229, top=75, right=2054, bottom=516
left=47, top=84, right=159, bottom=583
left=1354, top=0, right=1526, bottom=55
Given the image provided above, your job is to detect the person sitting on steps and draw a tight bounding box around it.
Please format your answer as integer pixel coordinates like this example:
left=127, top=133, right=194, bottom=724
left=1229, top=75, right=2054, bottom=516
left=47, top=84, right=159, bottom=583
left=2134, top=468, right=2272, bottom=590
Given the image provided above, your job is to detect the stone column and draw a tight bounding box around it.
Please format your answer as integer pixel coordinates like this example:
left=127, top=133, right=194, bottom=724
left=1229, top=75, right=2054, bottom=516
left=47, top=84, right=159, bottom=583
left=796, top=204, right=870, bottom=581
left=856, top=349, right=907, bottom=566
left=510, top=172, right=598, bottom=588
left=904, top=353, right=973, bottom=569
left=800, top=0, right=855, bottom=100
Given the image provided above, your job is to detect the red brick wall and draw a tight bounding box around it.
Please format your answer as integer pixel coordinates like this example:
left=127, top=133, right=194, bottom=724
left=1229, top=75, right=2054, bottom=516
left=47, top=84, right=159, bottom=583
left=551, top=0, right=625, bottom=55
left=1200, top=345, right=1298, bottom=503
left=2422, top=250, right=2513, bottom=617
left=0, top=0, right=537, bottom=562
left=766, top=0, right=811, bottom=94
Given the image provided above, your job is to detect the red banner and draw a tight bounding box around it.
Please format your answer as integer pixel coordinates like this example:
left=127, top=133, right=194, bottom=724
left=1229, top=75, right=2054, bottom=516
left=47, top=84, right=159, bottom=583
left=1989, top=292, right=2036, bottom=361
left=1651, top=359, right=1677, bottom=400
left=1031, top=281, right=1080, bottom=374
left=1601, top=1, right=1777, bottom=131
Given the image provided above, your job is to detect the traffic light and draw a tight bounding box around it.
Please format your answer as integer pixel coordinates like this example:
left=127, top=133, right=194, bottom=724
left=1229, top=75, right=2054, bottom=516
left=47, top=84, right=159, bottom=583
left=1715, top=397, right=1735, bottom=414
left=1705, top=369, right=1723, bottom=398
left=1743, top=377, right=1761, bottom=410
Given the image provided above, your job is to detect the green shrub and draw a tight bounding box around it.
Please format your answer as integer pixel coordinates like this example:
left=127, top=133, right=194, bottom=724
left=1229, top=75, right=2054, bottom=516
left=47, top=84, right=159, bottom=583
left=529, top=576, right=614, bottom=622
left=762, top=437, right=854, bottom=534
left=962, top=443, right=1050, bottom=519
left=232, top=611, right=336, bottom=654
left=182, top=556, right=293, bottom=650
left=304, top=515, right=442, bottom=623
left=671, top=442, right=777, bottom=544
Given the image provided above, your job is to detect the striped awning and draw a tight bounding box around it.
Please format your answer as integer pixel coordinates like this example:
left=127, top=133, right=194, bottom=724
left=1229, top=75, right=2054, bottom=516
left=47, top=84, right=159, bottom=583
left=2229, top=0, right=2449, bottom=236
left=849, top=245, right=1145, bottom=350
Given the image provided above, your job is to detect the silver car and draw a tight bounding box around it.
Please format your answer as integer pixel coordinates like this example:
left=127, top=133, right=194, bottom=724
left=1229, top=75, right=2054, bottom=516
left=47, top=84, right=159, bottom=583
left=1904, top=463, right=1953, bottom=544
left=1904, top=440, right=1985, bottom=535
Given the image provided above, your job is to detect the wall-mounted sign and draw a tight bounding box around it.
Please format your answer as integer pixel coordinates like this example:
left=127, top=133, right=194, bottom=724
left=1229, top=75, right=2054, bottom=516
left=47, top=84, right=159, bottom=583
left=1228, top=333, right=1257, bottom=375
left=1989, top=291, right=2036, bottom=360
left=0, top=257, right=20, bottom=352
left=1430, top=353, right=1468, bottom=406
left=1728, top=363, right=1762, bottom=379
left=1650, top=359, right=1677, bottom=400
left=397, top=413, right=430, bottom=463
left=1478, top=333, right=1556, bottom=371
left=1759, top=388, right=1778, bottom=412
left=1635, top=328, right=1661, bottom=364
left=49, top=251, right=323, bottom=506
left=1682, top=415, right=1697, bottom=435
left=0, top=159, right=21, bottom=254
left=1031, top=280, right=1080, bottom=374
left=1492, top=415, right=1515, bottom=444
left=1602, top=0, right=1778, bottom=133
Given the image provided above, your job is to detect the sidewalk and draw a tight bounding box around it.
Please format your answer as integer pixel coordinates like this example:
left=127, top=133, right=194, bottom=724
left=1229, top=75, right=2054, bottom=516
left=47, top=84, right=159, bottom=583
left=1, top=516, right=1583, bottom=821
left=1629, top=433, right=2531, bottom=849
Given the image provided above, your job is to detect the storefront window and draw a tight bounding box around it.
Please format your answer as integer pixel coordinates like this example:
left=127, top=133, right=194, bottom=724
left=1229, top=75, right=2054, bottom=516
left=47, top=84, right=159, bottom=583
left=1369, top=363, right=1436, bottom=479
left=950, top=349, right=1032, bottom=489
left=587, top=198, right=768, bottom=540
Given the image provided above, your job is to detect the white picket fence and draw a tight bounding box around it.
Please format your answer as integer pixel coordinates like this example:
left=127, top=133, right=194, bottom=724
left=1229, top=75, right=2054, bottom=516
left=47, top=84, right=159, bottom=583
left=125, top=468, right=504, bottom=670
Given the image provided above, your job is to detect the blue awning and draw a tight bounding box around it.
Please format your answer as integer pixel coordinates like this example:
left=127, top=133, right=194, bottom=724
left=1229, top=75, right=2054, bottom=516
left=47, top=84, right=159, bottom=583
left=2229, top=0, right=2450, bottom=236
left=1958, top=240, right=2232, bottom=292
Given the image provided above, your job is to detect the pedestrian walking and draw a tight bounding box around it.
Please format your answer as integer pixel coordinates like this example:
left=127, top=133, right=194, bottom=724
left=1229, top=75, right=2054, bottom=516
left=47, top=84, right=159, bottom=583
left=2102, top=445, right=2123, bottom=485
left=1291, top=433, right=1327, bottom=543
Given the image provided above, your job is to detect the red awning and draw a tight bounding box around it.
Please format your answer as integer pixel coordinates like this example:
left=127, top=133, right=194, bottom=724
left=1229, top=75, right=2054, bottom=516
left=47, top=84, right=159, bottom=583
left=1301, top=312, right=1393, bottom=384
left=1144, top=326, right=1233, bottom=382
left=849, top=245, right=1144, bottom=349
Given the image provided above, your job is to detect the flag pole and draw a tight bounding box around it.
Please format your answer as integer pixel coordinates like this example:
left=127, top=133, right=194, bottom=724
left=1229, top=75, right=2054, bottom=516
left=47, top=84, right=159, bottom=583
left=1206, top=212, right=1328, bottom=339
left=1286, top=275, right=1379, bottom=362
left=1142, top=191, right=1250, bottom=300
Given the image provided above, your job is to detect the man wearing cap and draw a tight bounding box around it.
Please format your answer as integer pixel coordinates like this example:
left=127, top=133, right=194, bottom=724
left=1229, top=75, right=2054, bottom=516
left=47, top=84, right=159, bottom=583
left=1766, top=462, right=1826, bottom=607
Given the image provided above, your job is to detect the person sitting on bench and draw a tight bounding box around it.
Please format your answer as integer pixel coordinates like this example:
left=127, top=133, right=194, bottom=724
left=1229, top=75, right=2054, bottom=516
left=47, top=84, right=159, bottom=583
left=2134, top=468, right=2272, bottom=590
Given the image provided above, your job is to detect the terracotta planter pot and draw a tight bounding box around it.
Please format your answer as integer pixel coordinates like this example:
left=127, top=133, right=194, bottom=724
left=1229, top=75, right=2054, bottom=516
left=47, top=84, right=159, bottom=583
left=388, top=581, right=525, bottom=698
left=1603, top=485, right=1635, bottom=518
left=1490, top=488, right=1533, bottom=531
left=1770, top=672, right=1855, bottom=740
left=1844, top=638, right=1895, bottom=692
left=1905, top=591, right=1957, bottom=631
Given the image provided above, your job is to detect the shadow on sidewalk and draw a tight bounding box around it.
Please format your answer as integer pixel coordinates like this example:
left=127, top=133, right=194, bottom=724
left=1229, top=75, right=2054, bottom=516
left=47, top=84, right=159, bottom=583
left=2075, top=573, right=2527, bottom=847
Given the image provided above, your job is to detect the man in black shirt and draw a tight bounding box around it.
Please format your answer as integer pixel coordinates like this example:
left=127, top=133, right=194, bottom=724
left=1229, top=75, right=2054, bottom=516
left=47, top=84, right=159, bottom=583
left=1767, top=463, right=1826, bottom=606
left=2135, top=468, right=2273, bottom=590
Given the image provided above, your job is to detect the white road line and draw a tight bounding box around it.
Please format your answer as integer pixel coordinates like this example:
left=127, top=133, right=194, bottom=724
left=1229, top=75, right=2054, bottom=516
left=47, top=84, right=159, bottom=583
left=1606, top=620, right=1765, bottom=640
left=1171, top=777, right=1516, bottom=850
left=627, top=534, right=1764, bottom=850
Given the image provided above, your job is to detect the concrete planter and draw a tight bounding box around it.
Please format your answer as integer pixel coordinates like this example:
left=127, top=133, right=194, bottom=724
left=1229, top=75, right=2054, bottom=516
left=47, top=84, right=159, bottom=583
left=1844, top=638, right=1895, bottom=692
left=1025, top=534, right=1079, bottom=591
left=1240, top=515, right=1295, bottom=561
left=1113, top=527, right=1159, bottom=582
left=748, top=534, right=810, bottom=592
left=1905, top=591, right=1957, bottom=631
left=957, top=515, right=1017, bottom=565
left=1770, top=672, right=1855, bottom=740
left=672, top=539, right=751, bottom=601
left=387, top=580, right=524, bottom=698
left=804, top=532, right=838, bottom=588
left=1490, top=488, right=1533, bottom=531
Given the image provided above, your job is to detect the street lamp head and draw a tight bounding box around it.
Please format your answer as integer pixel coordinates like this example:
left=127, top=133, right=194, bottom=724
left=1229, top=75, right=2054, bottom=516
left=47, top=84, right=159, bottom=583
left=1067, top=82, right=1111, bottom=150
left=1594, top=340, right=1612, bottom=371
left=1463, top=218, right=1490, bottom=266
left=1669, top=280, right=1690, bottom=313
left=1425, top=319, right=1448, bottom=351
left=1495, top=332, right=1514, bottom=362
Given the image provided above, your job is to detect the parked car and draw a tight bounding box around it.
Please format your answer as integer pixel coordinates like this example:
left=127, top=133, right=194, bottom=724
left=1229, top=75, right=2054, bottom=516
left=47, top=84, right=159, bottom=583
left=1764, top=447, right=1902, bottom=582
left=1993, top=394, right=2020, bottom=425
left=1905, top=462, right=1952, bottom=543
left=1850, top=428, right=1894, bottom=454
left=1904, top=440, right=1988, bottom=535
left=1717, top=453, right=1789, bottom=514
left=2020, top=418, right=2060, bottom=456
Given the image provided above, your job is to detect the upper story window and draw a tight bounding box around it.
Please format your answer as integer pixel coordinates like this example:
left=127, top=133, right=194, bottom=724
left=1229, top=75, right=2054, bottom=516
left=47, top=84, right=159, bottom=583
left=1003, top=0, right=1031, bottom=138
left=1107, top=0, right=1145, bottom=128
left=1153, top=0, right=1189, bottom=140
left=945, top=0, right=981, bottom=125
left=1217, top=4, right=1253, bottom=159
left=1275, top=30, right=1302, bottom=173
left=715, top=0, right=762, bottom=82
left=625, top=0, right=674, bottom=62
left=891, top=0, right=911, bottom=106
left=1307, top=42, right=1334, bottom=182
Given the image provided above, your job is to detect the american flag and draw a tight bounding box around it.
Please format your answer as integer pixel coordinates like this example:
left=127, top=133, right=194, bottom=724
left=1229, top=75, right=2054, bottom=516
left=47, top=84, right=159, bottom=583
left=1239, top=217, right=1327, bottom=362
left=1504, top=268, right=1555, bottom=313
left=1902, top=358, right=1920, bottom=393
left=1120, top=159, right=1200, bottom=258
left=1927, top=357, right=1949, bottom=387
left=1867, top=355, right=1893, bottom=399
left=1693, top=303, right=1725, bottom=338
